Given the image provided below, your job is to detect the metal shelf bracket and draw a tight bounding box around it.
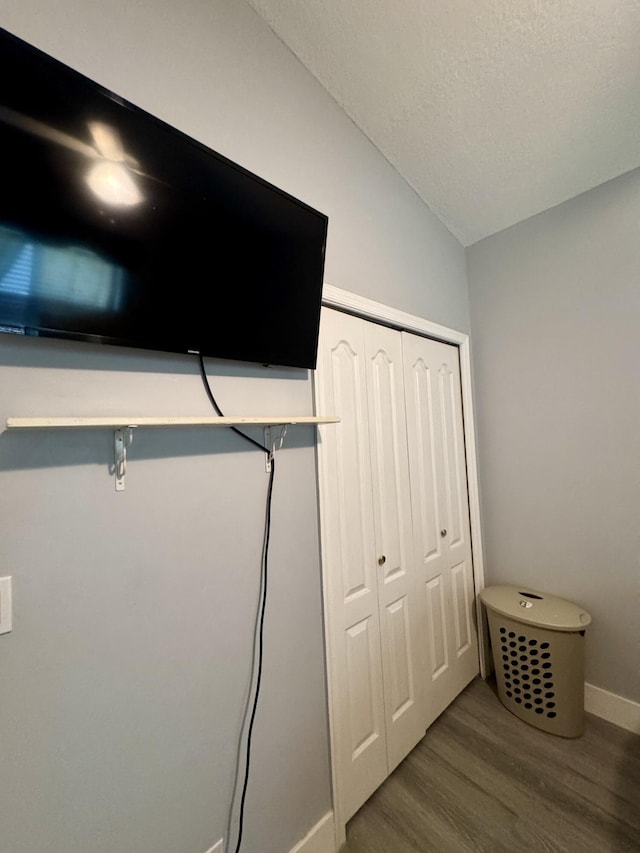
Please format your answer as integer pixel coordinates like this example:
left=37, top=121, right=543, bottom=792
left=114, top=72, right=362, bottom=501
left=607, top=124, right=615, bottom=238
left=264, top=424, right=288, bottom=473
left=114, top=427, right=135, bottom=491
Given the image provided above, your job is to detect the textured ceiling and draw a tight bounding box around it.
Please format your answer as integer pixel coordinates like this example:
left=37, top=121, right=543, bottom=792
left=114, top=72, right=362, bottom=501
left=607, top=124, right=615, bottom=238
left=248, top=0, right=640, bottom=245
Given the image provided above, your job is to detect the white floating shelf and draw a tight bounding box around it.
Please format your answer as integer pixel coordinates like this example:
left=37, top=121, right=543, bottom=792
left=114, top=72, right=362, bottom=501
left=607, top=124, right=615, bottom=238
left=6, top=415, right=339, bottom=429
left=5, top=415, right=340, bottom=491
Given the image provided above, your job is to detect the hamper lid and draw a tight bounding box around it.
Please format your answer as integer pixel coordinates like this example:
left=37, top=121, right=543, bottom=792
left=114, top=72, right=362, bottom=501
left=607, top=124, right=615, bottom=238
left=479, top=584, right=591, bottom=631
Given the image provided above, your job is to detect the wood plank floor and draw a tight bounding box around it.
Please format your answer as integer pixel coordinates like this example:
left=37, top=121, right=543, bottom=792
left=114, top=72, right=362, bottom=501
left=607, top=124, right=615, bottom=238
left=343, top=676, right=640, bottom=853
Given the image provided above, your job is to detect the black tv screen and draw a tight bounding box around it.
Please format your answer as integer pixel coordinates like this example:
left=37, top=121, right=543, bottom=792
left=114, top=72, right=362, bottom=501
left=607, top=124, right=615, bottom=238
left=0, top=28, right=328, bottom=369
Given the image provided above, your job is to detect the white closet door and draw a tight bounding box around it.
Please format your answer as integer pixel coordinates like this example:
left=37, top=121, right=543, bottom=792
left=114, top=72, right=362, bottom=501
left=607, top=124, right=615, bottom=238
left=363, top=321, right=426, bottom=773
left=316, top=308, right=388, bottom=821
left=402, top=333, right=479, bottom=727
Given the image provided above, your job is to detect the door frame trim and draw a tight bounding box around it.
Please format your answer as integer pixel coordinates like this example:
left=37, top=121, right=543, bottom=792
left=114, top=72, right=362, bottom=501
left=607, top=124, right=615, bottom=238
left=314, top=285, right=488, bottom=848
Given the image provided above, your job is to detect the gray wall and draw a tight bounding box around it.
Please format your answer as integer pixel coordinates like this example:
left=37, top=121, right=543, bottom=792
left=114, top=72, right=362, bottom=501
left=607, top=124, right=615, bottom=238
left=467, top=168, right=640, bottom=703
left=0, top=2, right=468, bottom=852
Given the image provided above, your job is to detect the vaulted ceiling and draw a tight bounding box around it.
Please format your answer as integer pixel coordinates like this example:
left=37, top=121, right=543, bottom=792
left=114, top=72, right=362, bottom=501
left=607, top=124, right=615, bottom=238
left=249, top=0, right=640, bottom=245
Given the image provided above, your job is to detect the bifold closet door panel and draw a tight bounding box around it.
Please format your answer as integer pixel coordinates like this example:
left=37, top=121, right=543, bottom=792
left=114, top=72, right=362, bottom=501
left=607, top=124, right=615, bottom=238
left=401, top=332, right=479, bottom=728
left=363, top=321, right=427, bottom=773
left=316, top=308, right=388, bottom=821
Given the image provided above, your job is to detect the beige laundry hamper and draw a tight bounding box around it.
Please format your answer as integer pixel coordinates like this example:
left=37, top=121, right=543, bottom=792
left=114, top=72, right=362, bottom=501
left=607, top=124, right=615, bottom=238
left=480, top=585, right=591, bottom=738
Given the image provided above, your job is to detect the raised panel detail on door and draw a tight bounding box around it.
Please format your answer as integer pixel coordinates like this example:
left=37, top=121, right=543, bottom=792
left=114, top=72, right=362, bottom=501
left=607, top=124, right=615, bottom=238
left=331, top=340, right=375, bottom=601
left=451, top=561, right=472, bottom=655
left=368, top=348, right=404, bottom=580
left=439, top=364, right=465, bottom=549
left=425, top=575, right=448, bottom=678
left=402, top=332, right=479, bottom=728
left=385, top=596, right=413, bottom=720
left=346, top=617, right=384, bottom=758
left=407, top=359, right=441, bottom=566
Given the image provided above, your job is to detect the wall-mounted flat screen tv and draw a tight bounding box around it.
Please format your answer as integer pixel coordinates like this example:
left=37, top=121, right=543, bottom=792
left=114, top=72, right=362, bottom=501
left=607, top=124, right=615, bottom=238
left=0, top=28, right=328, bottom=369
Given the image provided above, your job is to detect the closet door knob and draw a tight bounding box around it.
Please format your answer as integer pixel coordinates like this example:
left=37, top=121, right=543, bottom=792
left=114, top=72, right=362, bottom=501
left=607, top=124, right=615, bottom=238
left=440, top=529, right=447, bottom=538
left=378, top=555, right=386, bottom=566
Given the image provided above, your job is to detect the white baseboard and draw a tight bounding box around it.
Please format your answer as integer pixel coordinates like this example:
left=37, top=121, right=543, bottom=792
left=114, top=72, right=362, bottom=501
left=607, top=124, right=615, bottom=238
left=204, top=839, right=224, bottom=853
left=288, top=811, right=335, bottom=853
left=585, top=683, right=640, bottom=734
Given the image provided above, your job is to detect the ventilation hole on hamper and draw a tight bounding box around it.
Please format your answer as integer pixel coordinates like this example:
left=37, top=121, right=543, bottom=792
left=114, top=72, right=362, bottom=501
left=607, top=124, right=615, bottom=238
left=547, top=712, right=557, bottom=718
left=513, top=678, right=520, bottom=685
left=540, top=642, right=550, bottom=649
left=531, top=659, right=540, bottom=666
left=505, top=681, right=511, bottom=688
left=509, top=641, right=516, bottom=647
left=503, top=664, right=510, bottom=670
left=514, top=687, right=521, bottom=695
left=532, top=669, right=541, bottom=676
left=524, top=693, right=531, bottom=700
left=532, top=678, right=541, bottom=685
left=511, top=651, right=518, bottom=657
left=515, top=698, right=522, bottom=704
left=500, top=627, right=506, bottom=634
left=544, top=682, right=554, bottom=690
left=518, top=636, right=526, bottom=642
left=535, top=708, right=544, bottom=715
left=508, top=632, right=516, bottom=638
left=521, top=664, right=529, bottom=671
left=520, top=655, right=528, bottom=662
left=529, top=639, right=537, bottom=646
left=545, top=692, right=555, bottom=699
left=524, top=703, right=533, bottom=709
left=518, top=645, right=527, bottom=652
left=546, top=702, right=556, bottom=709
left=506, top=691, right=512, bottom=698
left=534, top=688, right=542, bottom=695
left=542, top=663, right=552, bottom=669
left=534, top=698, right=543, bottom=705
left=541, top=652, right=551, bottom=659
left=503, top=655, right=509, bottom=662
left=501, top=645, right=508, bottom=652
left=522, top=674, right=530, bottom=682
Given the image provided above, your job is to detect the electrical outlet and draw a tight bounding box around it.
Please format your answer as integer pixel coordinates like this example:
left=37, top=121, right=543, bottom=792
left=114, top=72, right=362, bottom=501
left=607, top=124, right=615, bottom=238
left=0, top=577, right=12, bottom=634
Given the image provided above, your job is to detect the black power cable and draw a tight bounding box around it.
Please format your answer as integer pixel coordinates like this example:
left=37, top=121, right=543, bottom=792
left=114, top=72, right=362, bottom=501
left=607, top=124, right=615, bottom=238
left=233, top=459, right=274, bottom=853
left=197, top=354, right=274, bottom=853
left=197, top=355, right=270, bottom=455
